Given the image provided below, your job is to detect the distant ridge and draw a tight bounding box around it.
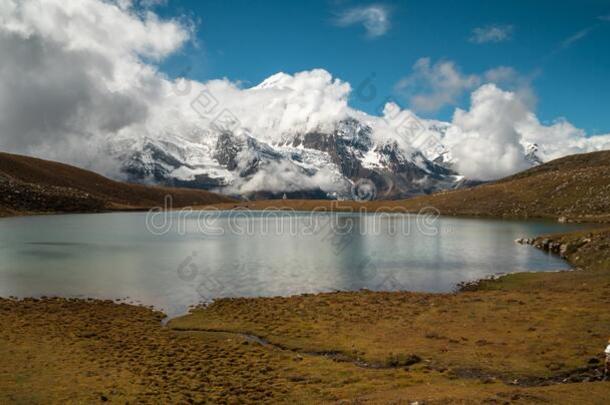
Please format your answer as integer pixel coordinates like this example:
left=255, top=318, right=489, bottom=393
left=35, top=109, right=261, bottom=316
left=204, top=151, right=610, bottom=223
left=0, top=152, right=235, bottom=217
left=2, top=150, right=609, bottom=222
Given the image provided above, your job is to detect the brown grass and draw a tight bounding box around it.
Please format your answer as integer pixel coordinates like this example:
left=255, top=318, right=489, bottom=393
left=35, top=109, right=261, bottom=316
left=167, top=227, right=610, bottom=399
left=2, top=294, right=610, bottom=403
left=2, top=228, right=608, bottom=403
left=0, top=151, right=234, bottom=216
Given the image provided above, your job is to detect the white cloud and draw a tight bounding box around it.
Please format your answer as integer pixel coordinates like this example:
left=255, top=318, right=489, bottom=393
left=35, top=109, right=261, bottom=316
left=334, top=5, right=390, bottom=38
left=139, top=0, right=168, bottom=7
left=442, top=84, right=610, bottom=180
left=470, top=24, right=513, bottom=44
left=395, top=59, right=539, bottom=114
left=518, top=116, right=610, bottom=161
left=483, top=66, right=538, bottom=108
left=443, top=84, right=530, bottom=180
left=560, top=26, right=596, bottom=49
left=230, top=160, right=348, bottom=195
left=183, top=70, right=352, bottom=144
left=0, top=0, right=190, bottom=173
left=483, top=66, right=519, bottom=84
left=395, top=58, right=481, bottom=113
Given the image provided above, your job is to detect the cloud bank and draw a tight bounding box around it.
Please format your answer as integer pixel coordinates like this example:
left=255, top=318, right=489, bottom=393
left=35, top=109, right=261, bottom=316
left=0, top=0, right=190, bottom=174
left=0, top=0, right=609, bottom=186
left=444, top=84, right=531, bottom=179
left=442, top=84, right=610, bottom=179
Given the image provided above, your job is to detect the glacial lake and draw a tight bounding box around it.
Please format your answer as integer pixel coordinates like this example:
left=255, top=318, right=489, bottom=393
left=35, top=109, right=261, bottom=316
left=0, top=211, right=585, bottom=317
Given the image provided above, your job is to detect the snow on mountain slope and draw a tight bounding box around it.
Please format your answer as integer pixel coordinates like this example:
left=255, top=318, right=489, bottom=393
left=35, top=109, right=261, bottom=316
left=105, top=72, right=551, bottom=200
left=109, top=114, right=474, bottom=200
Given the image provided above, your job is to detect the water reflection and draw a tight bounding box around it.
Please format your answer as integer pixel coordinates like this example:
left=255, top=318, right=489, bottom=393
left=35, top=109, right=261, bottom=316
left=0, top=212, right=585, bottom=317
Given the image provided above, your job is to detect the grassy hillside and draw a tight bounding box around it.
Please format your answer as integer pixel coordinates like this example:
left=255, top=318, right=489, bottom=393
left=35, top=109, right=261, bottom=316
left=0, top=152, right=234, bottom=216
left=398, top=150, right=610, bottom=221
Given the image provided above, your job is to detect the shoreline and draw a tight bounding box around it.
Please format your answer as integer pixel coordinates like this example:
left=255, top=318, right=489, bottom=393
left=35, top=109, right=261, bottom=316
left=197, top=200, right=610, bottom=224
left=0, top=207, right=599, bottom=321
left=3, top=197, right=610, bottom=224
left=3, top=204, right=608, bottom=234
left=2, top=210, right=609, bottom=402
left=0, top=207, right=588, bottom=322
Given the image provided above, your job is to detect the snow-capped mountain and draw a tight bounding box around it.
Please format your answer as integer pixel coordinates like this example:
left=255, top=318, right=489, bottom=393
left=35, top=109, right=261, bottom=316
left=94, top=66, right=573, bottom=200
left=109, top=116, right=489, bottom=200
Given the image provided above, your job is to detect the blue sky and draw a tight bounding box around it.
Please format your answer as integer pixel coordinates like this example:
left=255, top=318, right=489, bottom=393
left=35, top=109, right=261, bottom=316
left=155, top=0, right=610, bottom=134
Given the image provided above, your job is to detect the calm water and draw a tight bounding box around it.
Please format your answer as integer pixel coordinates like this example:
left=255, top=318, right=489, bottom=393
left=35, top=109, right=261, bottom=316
left=0, top=211, right=583, bottom=317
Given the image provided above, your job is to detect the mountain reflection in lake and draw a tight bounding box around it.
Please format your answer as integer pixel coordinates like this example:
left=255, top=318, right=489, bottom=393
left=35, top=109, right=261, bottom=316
left=0, top=211, right=584, bottom=317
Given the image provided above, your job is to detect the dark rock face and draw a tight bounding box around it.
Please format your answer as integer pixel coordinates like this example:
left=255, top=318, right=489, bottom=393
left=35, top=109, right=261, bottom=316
left=286, top=119, right=461, bottom=199
left=122, top=142, right=178, bottom=183
left=293, top=118, right=373, bottom=179
left=526, top=143, right=543, bottom=166
left=165, top=174, right=227, bottom=191
left=215, top=132, right=286, bottom=178
left=214, top=132, right=241, bottom=171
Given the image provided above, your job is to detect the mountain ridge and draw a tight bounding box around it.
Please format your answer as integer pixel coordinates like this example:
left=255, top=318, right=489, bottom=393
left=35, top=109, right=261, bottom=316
left=114, top=118, right=487, bottom=200
left=202, top=150, right=610, bottom=223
